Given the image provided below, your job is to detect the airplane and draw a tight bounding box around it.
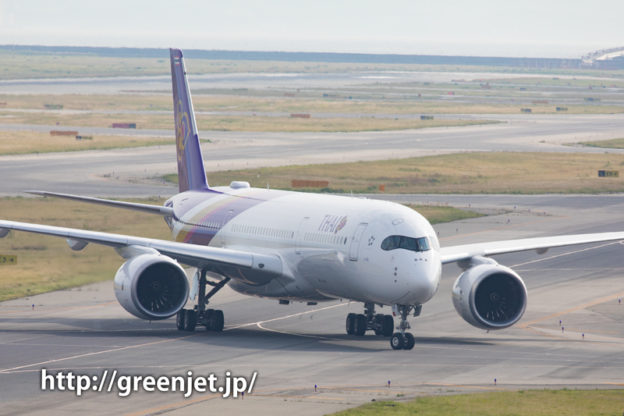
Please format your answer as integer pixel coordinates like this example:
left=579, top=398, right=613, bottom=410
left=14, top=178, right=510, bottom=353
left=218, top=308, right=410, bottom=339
left=2, top=48, right=624, bottom=350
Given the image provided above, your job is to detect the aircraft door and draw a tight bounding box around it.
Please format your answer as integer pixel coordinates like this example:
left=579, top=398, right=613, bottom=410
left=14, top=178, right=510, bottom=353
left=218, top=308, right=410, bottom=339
left=348, top=222, right=368, bottom=261
left=296, top=217, right=310, bottom=254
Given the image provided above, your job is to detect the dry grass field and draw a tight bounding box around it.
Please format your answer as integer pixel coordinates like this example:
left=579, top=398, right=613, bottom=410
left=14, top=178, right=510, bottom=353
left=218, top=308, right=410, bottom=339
left=0, top=197, right=169, bottom=301
left=189, top=152, right=624, bottom=194
left=2, top=92, right=621, bottom=117
left=0, top=110, right=494, bottom=135
left=577, top=137, right=624, bottom=149
left=0, top=130, right=171, bottom=155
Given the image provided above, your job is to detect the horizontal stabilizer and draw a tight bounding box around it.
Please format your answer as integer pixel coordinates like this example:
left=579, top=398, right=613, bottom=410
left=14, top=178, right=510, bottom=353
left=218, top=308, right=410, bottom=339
left=26, top=191, right=174, bottom=216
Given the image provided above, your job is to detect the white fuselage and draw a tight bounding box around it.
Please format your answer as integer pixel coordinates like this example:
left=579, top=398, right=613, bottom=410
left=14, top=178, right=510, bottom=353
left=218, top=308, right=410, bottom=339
left=168, top=185, right=442, bottom=307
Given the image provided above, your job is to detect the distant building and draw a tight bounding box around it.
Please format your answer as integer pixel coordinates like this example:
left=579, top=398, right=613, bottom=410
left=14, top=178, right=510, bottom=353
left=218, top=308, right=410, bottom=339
left=581, top=47, right=624, bottom=69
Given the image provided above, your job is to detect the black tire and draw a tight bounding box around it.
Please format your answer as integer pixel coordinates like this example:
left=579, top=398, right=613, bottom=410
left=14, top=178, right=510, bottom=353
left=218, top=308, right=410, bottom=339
left=354, top=314, right=367, bottom=336
left=184, top=309, right=197, bottom=331
left=373, top=315, right=384, bottom=336
left=176, top=309, right=186, bottom=331
left=403, top=332, right=415, bottom=350
left=203, top=309, right=214, bottom=330
left=390, top=332, right=404, bottom=350
left=346, top=313, right=356, bottom=335
left=382, top=315, right=394, bottom=337
left=209, top=309, right=224, bottom=332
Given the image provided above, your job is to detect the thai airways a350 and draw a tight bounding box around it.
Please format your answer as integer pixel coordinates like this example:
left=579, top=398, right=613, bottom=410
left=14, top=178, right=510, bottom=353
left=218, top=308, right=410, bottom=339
left=2, top=49, right=624, bottom=350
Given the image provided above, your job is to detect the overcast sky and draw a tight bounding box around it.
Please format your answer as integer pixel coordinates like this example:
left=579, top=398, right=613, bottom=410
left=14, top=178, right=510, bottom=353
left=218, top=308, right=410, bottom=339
left=1, top=0, right=623, bottom=58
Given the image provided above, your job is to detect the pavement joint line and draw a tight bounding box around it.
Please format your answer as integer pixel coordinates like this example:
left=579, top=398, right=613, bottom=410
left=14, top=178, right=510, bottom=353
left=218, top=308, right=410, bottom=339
left=518, top=290, right=624, bottom=329
left=124, top=393, right=219, bottom=416
left=0, top=334, right=198, bottom=374
left=0, top=300, right=117, bottom=316
left=5, top=364, right=206, bottom=374
left=510, top=241, right=619, bottom=268
left=0, top=302, right=348, bottom=375
left=440, top=213, right=560, bottom=243
left=225, top=302, right=347, bottom=331
left=256, top=321, right=335, bottom=340
left=526, top=326, right=624, bottom=344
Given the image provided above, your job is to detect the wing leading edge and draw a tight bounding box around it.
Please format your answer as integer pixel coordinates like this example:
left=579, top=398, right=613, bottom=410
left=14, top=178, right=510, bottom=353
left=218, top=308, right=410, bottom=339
left=439, top=232, right=624, bottom=264
left=0, top=220, right=282, bottom=280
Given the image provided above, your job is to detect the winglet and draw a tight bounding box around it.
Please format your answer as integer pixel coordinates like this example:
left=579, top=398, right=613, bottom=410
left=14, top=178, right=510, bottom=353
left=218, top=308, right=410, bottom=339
left=170, top=48, right=209, bottom=192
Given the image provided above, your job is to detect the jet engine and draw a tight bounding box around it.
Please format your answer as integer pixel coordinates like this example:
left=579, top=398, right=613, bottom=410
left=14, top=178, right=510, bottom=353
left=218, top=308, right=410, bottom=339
left=114, top=253, right=189, bottom=320
left=452, top=257, right=527, bottom=330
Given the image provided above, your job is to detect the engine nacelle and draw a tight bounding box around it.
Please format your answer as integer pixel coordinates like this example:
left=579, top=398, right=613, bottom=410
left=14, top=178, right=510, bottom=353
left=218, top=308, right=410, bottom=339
left=452, top=258, right=527, bottom=330
left=114, top=253, right=189, bottom=320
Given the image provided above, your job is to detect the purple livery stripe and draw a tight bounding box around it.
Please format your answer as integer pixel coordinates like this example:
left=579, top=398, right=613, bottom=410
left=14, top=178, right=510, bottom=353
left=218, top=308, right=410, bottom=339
left=174, top=189, right=288, bottom=245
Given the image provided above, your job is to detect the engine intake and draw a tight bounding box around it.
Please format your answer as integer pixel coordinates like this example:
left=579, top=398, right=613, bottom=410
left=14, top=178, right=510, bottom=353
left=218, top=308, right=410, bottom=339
left=114, top=253, right=189, bottom=320
left=452, top=257, right=527, bottom=330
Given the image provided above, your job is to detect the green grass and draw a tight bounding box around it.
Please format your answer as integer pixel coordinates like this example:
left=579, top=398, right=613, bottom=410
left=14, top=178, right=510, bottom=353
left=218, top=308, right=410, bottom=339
left=165, top=151, right=624, bottom=194
left=332, top=389, right=624, bottom=416
left=577, top=138, right=624, bottom=149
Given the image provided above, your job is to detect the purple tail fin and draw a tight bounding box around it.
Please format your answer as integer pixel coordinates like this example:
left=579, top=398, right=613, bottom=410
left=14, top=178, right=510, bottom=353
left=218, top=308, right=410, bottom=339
left=170, top=48, right=208, bottom=192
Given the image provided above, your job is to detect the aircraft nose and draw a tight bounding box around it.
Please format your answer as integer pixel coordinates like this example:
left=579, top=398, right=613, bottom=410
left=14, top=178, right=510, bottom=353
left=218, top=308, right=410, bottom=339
left=398, top=252, right=441, bottom=305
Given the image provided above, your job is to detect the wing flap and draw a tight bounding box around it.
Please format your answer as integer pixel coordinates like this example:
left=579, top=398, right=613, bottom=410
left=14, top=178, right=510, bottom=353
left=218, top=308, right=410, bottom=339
left=440, top=232, right=624, bottom=264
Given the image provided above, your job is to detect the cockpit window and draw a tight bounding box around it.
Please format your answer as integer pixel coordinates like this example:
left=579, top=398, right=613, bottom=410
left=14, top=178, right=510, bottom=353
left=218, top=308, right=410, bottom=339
left=381, top=235, right=430, bottom=252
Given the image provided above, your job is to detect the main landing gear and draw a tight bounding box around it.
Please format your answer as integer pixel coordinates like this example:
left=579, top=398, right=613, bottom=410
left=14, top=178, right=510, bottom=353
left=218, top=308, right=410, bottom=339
left=346, top=302, right=394, bottom=337
left=176, top=269, right=230, bottom=332
left=390, top=304, right=422, bottom=350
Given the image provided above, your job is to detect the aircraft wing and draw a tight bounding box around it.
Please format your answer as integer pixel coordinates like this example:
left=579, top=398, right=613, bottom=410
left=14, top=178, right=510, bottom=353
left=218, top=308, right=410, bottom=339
left=439, top=232, right=624, bottom=264
left=0, top=220, right=282, bottom=279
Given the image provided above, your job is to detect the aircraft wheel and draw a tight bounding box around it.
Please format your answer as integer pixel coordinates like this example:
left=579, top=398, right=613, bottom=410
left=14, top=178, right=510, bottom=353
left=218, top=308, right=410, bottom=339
left=354, top=314, right=367, bottom=336
left=382, top=315, right=394, bottom=337
left=373, top=315, right=384, bottom=335
left=184, top=309, right=197, bottom=331
left=346, top=313, right=356, bottom=335
left=390, top=332, right=404, bottom=350
left=206, top=309, right=225, bottom=332
left=211, top=310, right=224, bottom=332
left=404, top=332, right=415, bottom=350
left=176, top=309, right=186, bottom=330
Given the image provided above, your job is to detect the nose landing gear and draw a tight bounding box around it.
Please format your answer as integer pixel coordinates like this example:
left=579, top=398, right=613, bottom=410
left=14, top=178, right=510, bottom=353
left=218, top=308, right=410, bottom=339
left=390, top=304, right=421, bottom=350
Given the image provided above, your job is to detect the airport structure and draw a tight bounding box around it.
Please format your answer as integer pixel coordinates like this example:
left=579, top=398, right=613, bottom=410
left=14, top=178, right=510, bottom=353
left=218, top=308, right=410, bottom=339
left=581, top=46, right=624, bottom=69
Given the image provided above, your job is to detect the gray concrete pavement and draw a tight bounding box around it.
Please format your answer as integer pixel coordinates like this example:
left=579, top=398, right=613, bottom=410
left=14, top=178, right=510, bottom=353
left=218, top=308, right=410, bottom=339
left=1, top=194, right=623, bottom=415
